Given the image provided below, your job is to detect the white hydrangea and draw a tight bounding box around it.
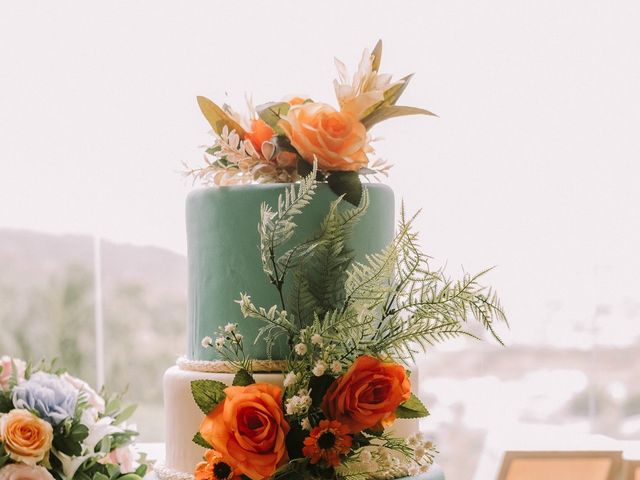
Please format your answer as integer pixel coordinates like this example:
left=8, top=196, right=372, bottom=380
left=312, top=360, right=327, bottom=377
left=294, top=343, right=307, bottom=356
left=310, top=334, right=323, bottom=346
left=283, top=371, right=298, bottom=388
left=224, top=323, right=237, bottom=333
left=201, top=336, right=212, bottom=348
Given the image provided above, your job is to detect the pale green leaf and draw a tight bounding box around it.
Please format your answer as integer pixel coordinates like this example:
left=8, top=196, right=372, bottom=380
left=197, top=96, right=247, bottom=137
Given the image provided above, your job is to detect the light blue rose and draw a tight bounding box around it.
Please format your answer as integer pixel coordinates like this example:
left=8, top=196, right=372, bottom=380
left=12, top=371, right=78, bottom=425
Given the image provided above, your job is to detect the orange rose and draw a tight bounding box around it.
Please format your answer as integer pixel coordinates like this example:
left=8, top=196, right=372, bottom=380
left=279, top=102, right=369, bottom=172
left=199, top=383, right=290, bottom=480
left=195, top=449, right=240, bottom=480
left=244, top=118, right=274, bottom=155
left=321, top=355, right=411, bottom=433
left=0, top=409, right=53, bottom=465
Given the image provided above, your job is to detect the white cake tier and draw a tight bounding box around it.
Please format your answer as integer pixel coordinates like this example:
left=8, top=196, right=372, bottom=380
left=162, top=362, right=420, bottom=476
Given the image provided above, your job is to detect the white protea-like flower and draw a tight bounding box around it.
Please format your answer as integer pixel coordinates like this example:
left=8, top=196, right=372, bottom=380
left=224, top=323, right=237, bottom=333
left=201, top=336, right=213, bottom=348
left=294, top=343, right=307, bottom=356
left=333, top=48, right=400, bottom=119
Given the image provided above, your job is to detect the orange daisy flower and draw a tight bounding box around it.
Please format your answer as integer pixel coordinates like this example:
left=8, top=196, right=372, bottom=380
left=194, top=449, right=239, bottom=480
left=302, top=419, right=353, bottom=467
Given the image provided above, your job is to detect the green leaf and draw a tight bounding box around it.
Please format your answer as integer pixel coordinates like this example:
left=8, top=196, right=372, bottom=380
left=192, top=432, right=213, bottom=449
left=361, top=105, right=437, bottom=130
left=114, top=403, right=137, bottom=424
left=93, top=473, right=110, bottom=480
left=257, top=102, right=290, bottom=131
left=197, top=96, right=247, bottom=137
left=191, top=379, right=227, bottom=414
left=395, top=393, right=430, bottom=419
left=116, top=475, right=143, bottom=480
left=327, top=171, right=362, bottom=206
left=232, top=369, right=255, bottom=386
left=371, top=39, right=383, bottom=72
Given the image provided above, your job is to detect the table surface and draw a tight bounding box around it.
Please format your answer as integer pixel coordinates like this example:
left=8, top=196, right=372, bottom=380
left=137, top=443, right=445, bottom=480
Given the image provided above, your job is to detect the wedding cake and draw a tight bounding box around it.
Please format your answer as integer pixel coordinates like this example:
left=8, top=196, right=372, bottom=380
left=156, top=41, right=505, bottom=480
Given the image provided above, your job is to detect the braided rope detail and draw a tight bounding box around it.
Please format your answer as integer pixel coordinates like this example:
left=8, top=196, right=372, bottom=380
left=176, top=356, right=287, bottom=373
left=154, top=464, right=194, bottom=480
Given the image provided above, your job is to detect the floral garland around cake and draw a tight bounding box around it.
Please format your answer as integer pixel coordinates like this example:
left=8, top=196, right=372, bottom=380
left=189, top=165, right=507, bottom=480
left=184, top=40, right=436, bottom=205
left=0, top=356, right=148, bottom=480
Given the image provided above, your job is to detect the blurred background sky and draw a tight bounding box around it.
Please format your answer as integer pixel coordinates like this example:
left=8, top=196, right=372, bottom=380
left=2, top=2, right=640, bottom=478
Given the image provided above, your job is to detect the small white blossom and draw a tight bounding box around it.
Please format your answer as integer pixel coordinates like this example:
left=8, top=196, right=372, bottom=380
left=283, top=372, right=298, bottom=388
left=215, top=337, right=225, bottom=348
left=201, top=336, right=213, bottom=348
left=285, top=392, right=312, bottom=415
left=407, top=465, right=420, bottom=476
left=330, top=360, right=342, bottom=373
left=301, top=417, right=312, bottom=431
left=235, top=333, right=243, bottom=342
left=310, top=334, right=323, bottom=346
left=420, top=464, right=431, bottom=473
left=312, top=360, right=327, bottom=377
left=224, top=323, right=237, bottom=333
left=414, top=446, right=426, bottom=460
left=406, top=434, right=419, bottom=448
left=294, top=343, right=307, bottom=356
left=360, top=449, right=373, bottom=463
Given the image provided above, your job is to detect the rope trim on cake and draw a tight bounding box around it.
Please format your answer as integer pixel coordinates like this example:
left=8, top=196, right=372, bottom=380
left=177, top=356, right=287, bottom=373
left=154, top=464, right=194, bottom=480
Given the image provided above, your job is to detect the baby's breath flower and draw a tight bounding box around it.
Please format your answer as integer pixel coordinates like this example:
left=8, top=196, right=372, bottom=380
left=285, top=392, right=312, bottom=415
left=330, top=360, right=342, bottom=373
left=310, top=334, right=323, bottom=346
left=224, top=323, right=237, bottom=333
left=201, top=336, right=213, bottom=348
left=294, top=343, right=307, bottom=356
left=283, top=371, right=298, bottom=388
left=312, top=360, right=327, bottom=377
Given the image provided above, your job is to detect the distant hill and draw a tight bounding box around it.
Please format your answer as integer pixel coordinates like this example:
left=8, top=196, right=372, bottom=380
left=0, top=228, right=186, bottom=301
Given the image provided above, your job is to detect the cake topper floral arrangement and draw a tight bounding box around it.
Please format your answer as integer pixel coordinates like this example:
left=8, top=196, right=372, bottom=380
left=185, top=40, right=435, bottom=205
left=0, top=356, right=148, bottom=480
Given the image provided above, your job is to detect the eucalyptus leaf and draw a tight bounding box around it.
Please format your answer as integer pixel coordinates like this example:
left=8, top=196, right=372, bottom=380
left=395, top=393, right=430, bottom=419
left=361, top=105, right=437, bottom=130
left=190, top=379, right=227, bottom=414
left=114, top=403, right=137, bottom=424
left=257, top=102, right=290, bottom=131
left=327, top=171, right=363, bottom=206
left=197, top=96, right=246, bottom=137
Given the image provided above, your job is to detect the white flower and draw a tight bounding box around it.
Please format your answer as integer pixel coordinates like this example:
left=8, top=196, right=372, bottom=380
left=414, top=446, right=426, bottom=460
left=215, top=337, right=225, bottom=348
left=407, top=465, right=420, bottom=476
left=420, top=464, right=431, bottom=473
left=285, top=392, right=312, bottom=415
left=312, top=360, right=327, bottom=377
left=310, top=334, right=323, bottom=346
left=294, top=343, right=307, bottom=356
left=333, top=47, right=400, bottom=119
left=201, top=336, right=213, bottom=348
left=406, top=433, right=419, bottom=448
left=224, top=323, right=237, bottom=333
left=235, top=333, right=243, bottom=342
left=360, top=449, right=373, bottom=464
left=330, top=360, right=342, bottom=374
left=283, top=371, right=298, bottom=388
left=301, top=417, right=312, bottom=431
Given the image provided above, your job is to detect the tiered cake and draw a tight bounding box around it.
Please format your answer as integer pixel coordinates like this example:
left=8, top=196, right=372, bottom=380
left=161, top=183, right=429, bottom=477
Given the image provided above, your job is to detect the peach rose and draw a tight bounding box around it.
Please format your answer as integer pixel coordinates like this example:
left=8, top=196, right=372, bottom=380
left=0, top=409, right=53, bottom=465
left=279, top=102, right=369, bottom=171
left=0, top=464, right=54, bottom=480
left=321, top=355, right=411, bottom=433
left=199, top=383, right=289, bottom=480
left=0, top=356, right=26, bottom=390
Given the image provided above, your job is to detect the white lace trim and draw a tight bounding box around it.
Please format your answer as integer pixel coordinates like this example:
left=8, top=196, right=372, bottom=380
left=177, top=356, right=287, bottom=373
left=154, top=464, right=194, bottom=480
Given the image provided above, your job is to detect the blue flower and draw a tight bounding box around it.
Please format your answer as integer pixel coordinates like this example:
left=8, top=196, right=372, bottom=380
left=12, top=371, right=78, bottom=425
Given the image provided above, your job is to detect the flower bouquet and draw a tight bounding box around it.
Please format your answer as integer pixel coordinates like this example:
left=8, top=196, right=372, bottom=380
left=0, top=356, right=147, bottom=480
left=185, top=40, right=436, bottom=206
left=189, top=165, right=506, bottom=479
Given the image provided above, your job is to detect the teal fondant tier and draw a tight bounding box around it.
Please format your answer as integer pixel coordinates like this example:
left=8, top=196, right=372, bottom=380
left=187, top=183, right=395, bottom=360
